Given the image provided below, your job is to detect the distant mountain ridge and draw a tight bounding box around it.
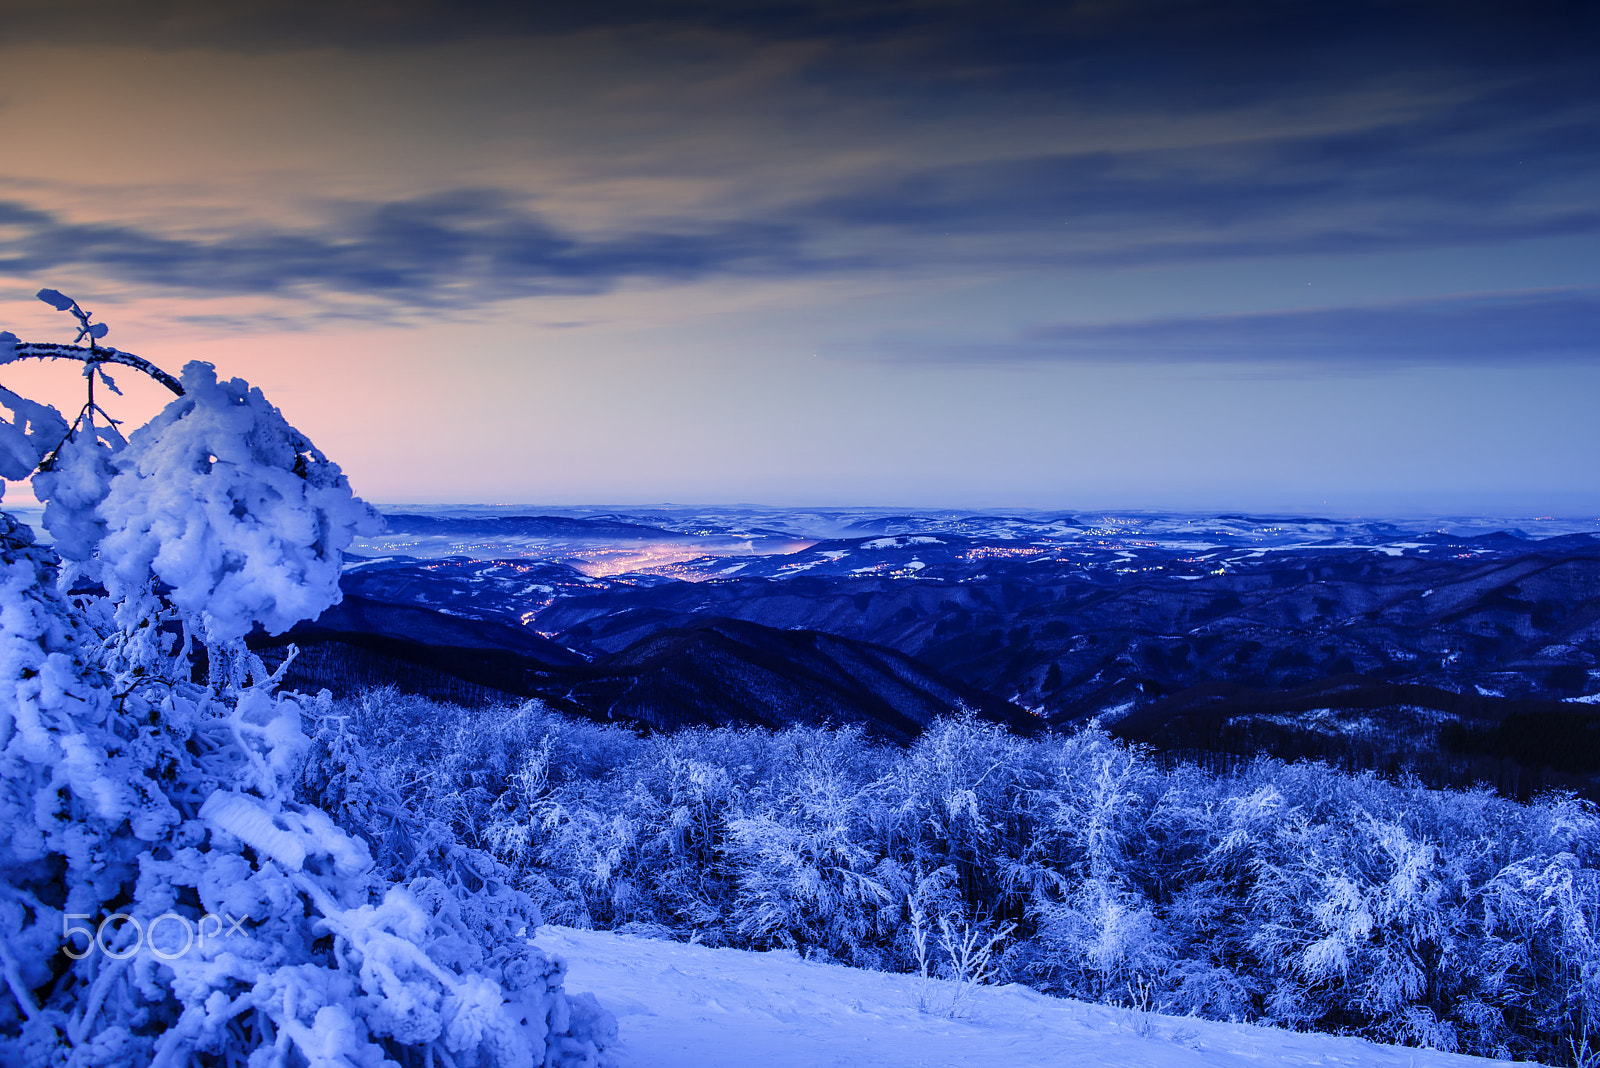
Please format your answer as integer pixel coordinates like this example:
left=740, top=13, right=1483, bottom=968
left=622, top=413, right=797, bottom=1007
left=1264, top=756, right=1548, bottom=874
left=258, top=601, right=1037, bottom=743
left=308, top=507, right=1600, bottom=795
left=379, top=513, right=690, bottom=541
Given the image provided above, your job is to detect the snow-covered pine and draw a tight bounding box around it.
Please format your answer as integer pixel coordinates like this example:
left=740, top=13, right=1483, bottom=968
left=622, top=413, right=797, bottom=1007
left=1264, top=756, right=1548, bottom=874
left=0, top=293, right=615, bottom=1067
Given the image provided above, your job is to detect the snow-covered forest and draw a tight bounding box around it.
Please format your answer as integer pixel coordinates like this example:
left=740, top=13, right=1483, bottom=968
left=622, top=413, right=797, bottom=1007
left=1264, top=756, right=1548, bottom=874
left=332, top=687, right=1600, bottom=1065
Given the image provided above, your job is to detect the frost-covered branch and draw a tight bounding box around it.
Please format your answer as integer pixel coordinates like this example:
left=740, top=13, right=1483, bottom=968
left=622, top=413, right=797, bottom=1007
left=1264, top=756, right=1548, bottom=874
left=0, top=340, right=184, bottom=397
left=1, top=289, right=185, bottom=396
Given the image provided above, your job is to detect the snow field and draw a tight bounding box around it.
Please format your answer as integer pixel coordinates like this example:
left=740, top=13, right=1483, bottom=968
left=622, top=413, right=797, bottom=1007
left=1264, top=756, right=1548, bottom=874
left=540, top=926, right=1526, bottom=1068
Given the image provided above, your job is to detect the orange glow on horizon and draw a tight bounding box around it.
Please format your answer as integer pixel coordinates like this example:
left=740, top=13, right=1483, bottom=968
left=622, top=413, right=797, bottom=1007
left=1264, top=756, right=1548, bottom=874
left=565, top=540, right=816, bottom=579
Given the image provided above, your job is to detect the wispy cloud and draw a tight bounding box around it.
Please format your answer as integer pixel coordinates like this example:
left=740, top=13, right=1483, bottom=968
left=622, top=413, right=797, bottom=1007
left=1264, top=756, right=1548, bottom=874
left=1, top=1, right=1594, bottom=321
left=904, top=289, right=1600, bottom=367
left=6, top=67, right=1595, bottom=313
left=0, top=191, right=815, bottom=313
left=798, top=88, right=1600, bottom=263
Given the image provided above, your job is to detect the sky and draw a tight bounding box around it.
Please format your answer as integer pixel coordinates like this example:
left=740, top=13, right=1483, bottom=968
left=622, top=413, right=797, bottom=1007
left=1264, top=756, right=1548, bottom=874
left=0, top=0, right=1596, bottom=514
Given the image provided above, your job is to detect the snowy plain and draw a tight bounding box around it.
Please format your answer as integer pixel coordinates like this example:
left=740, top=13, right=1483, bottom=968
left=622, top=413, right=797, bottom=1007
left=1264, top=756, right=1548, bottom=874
left=537, top=926, right=1528, bottom=1068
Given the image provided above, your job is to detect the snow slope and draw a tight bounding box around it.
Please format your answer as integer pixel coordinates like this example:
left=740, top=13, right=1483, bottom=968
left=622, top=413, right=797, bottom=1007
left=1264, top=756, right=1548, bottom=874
left=537, top=926, right=1527, bottom=1068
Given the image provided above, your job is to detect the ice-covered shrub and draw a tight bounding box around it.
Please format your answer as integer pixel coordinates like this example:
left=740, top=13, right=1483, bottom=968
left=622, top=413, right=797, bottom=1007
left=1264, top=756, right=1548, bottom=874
left=891, top=713, right=1045, bottom=926
left=31, top=416, right=121, bottom=573
left=0, top=293, right=614, bottom=1067
left=0, top=384, right=69, bottom=484
left=727, top=731, right=904, bottom=965
left=545, top=735, right=748, bottom=939
left=1475, top=802, right=1600, bottom=1062
left=98, top=360, right=379, bottom=644
left=1014, top=727, right=1170, bottom=1002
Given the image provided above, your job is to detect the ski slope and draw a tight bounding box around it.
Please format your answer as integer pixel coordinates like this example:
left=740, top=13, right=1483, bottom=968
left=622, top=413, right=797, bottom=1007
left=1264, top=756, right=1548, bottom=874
left=537, top=926, right=1529, bottom=1068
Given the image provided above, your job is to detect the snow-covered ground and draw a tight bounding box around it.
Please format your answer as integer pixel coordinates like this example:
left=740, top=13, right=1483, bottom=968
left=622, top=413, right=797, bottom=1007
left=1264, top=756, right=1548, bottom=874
left=537, top=926, right=1526, bottom=1068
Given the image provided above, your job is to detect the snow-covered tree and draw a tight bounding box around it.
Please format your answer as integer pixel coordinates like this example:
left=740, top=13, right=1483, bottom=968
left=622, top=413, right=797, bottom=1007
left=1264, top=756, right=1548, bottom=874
left=0, top=292, right=614, bottom=1067
left=727, top=728, right=903, bottom=966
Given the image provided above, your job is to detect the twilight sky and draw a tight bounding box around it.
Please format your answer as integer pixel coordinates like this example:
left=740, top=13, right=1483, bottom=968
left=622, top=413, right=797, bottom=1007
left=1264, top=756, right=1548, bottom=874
left=1, top=0, right=1596, bottom=513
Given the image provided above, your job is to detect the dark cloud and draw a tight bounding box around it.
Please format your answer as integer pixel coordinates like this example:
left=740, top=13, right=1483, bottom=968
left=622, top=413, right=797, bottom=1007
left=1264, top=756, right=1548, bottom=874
left=4, top=2, right=1594, bottom=312
left=801, top=83, right=1600, bottom=261
left=0, top=191, right=814, bottom=311
left=5, top=96, right=1593, bottom=310
left=932, top=289, right=1600, bottom=367
left=5, top=74, right=1594, bottom=310
left=7, top=2, right=1596, bottom=114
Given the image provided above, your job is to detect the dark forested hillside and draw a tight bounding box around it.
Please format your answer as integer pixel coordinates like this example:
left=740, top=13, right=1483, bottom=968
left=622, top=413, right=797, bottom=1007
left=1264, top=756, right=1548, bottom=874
left=259, top=605, right=1038, bottom=742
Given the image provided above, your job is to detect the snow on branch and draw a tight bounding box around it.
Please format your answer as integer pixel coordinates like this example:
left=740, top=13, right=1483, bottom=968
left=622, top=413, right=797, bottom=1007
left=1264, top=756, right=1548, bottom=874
left=0, top=290, right=185, bottom=396
left=0, top=340, right=185, bottom=397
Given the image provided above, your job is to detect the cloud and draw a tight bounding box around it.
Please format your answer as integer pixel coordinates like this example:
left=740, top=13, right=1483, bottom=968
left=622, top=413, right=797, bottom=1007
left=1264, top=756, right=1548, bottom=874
left=8, top=62, right=1595, bottom=311
left=797, top=86, right=1600, bottom=263
left=909, top=289, right=1600, bottom=367
left=0, top=191, right=815, bottom=312
left=7, top=6, right=1597, bottom=147
left=10, top=1, right=1595, bottom=92
left=1, top=2, right=1593, bottom=316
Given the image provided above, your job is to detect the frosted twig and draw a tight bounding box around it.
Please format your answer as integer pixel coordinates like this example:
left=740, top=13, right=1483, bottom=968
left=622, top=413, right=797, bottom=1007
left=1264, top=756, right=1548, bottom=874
left=70, top=952, right=129, bottom=1047
left=0, top=940, right=38, bottom=1022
